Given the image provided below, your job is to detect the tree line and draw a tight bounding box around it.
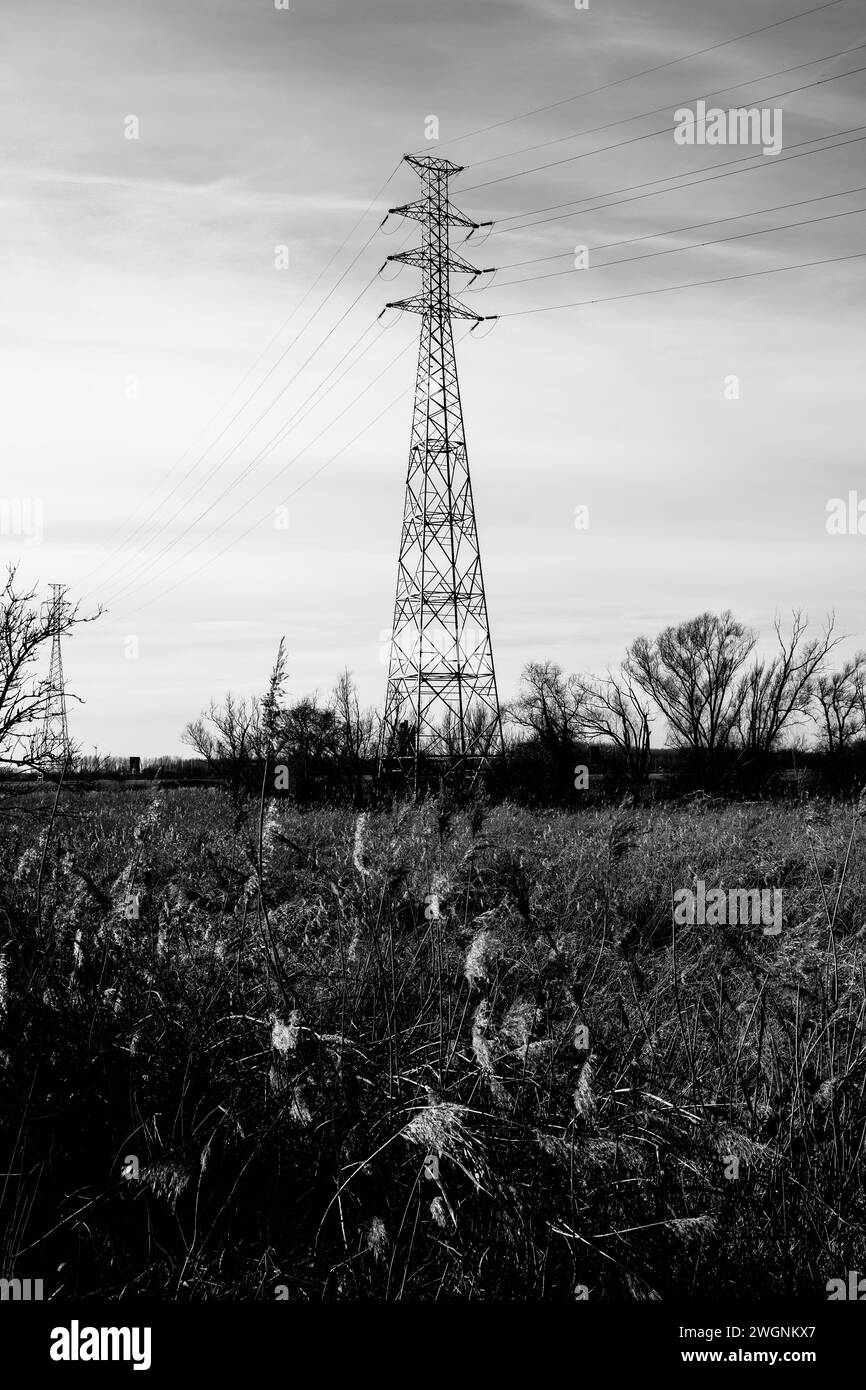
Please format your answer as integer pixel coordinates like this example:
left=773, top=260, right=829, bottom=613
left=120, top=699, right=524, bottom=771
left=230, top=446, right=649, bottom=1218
left=1, top=562, right=863, bottom=802
left=509, top=608, right=866, bottom=797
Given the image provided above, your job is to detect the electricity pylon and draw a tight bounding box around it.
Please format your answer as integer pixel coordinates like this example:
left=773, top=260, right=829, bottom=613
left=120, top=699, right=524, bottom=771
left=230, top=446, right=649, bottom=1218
left=379, top=153, right=503, bottom=785
left=37, top=583, right=71, bottom=770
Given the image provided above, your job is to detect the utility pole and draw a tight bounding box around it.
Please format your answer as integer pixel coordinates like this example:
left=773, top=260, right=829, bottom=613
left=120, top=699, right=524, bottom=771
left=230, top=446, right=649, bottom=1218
left=37, top=583, right=71, bottom=770
left=379, top=153, right=503, bottom=787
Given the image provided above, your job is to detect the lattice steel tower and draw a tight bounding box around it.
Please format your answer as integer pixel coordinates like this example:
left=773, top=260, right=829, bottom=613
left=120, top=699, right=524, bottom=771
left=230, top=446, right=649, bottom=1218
left=38, top=583, right=70, bottom=768
left=379, top=153, right=503, bottom=780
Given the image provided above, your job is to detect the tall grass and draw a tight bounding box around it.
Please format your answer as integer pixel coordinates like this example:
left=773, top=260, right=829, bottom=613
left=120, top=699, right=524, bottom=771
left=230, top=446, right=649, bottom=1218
left=1, top=787, right=865, bottom=1298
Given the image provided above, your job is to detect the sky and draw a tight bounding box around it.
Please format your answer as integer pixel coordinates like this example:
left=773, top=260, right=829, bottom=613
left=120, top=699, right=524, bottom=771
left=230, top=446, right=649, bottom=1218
left=2, top=0, right=866, bottom=757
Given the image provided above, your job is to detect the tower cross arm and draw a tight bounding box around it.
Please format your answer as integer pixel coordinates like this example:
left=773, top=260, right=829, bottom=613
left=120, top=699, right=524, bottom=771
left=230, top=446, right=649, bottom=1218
left=387, top=199, right=427, bottom=225
left=387, top=202, right=491, bottom=234
left=387, top=247, right=490, bottom=277
left=384, top=293, right=493, bottom=322
left=446, top=202, right=486, bottom=231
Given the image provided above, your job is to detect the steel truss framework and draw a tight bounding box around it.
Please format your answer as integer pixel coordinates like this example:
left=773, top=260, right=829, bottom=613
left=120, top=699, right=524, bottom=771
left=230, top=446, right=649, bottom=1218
left=37, top=583, right=70, bottom=769
left=380, top=154, right=503, bottom=781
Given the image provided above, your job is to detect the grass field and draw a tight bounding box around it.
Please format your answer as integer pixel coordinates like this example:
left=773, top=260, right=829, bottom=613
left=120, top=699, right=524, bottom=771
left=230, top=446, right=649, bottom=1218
left=2, top=787, right=865, bottom=1299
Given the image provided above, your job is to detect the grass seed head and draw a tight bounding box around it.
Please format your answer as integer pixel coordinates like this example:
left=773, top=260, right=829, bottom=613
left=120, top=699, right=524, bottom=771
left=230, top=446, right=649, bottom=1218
left=366, top=1216, right=389, bottom=1261
left=464, top=927, right=502, bottom=988
left=272, top=1009, right=301, bottom=1054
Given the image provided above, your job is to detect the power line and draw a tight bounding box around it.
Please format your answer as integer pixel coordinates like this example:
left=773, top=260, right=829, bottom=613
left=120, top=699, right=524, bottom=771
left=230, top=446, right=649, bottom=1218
left=463, top=38, right=866, bottom=175
left=497, top=247, right=866, bottom=317
left=101, top=310, right=393, bottom=605
left=80, top=162, right=404, bottom=588
left=489, top=126, right=866, bottom=237
left=86, top=261, right=390, bottom=603
left=481, top=204, right=866, bottom=292
left=103, top=316, right=395, bottom=605
left=459, top=60, right=866, bottom=195
left=121, top=387, right=408, bottom=617
left=118, top=330, right=455, bottom=616
left=488, top=183, right=866, bottom=272
left=99, top=159, right=500, bottom=606
left=415, top=0, right=848, bottom=156
left=107, top=327, right=420, bottom=608
left=104, top=236, right=385, bottom=570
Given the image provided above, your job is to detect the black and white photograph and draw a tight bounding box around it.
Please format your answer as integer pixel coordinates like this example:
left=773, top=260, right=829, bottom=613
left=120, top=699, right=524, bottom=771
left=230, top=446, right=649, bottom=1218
left=2, top=0, right=866, bottom=1369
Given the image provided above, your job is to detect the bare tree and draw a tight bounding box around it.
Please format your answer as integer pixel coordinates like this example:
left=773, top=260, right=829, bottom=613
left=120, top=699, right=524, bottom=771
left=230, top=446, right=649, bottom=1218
left=182, top=641, right=288, bottom=794
left=330, top=669, right=376, bottom=796
left=626, top=611, right=756, bottom=753
left=0, top=566, right=97, bottom=769
left=283, top=696, right=338, bottom=789
left=183, top=692, right=263, bottom=786
left=813, top=652, right=866, bottom=752
left=437, top=702, right=501, bottom=760
left=378, top=698, right=415, bottom=765
left=508, top=660, right=589, bottom=760
left=465, top=701, right=501, bottom=758
left=584, top=667, right=653, bottom=786
left=735, top=611, right=839, bottom=754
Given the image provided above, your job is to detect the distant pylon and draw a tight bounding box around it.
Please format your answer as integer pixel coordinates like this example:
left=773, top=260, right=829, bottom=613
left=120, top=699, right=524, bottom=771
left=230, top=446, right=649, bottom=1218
left=37, top=583, right=71, bottom=769
left=379, top=153, right=503, bottom=784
